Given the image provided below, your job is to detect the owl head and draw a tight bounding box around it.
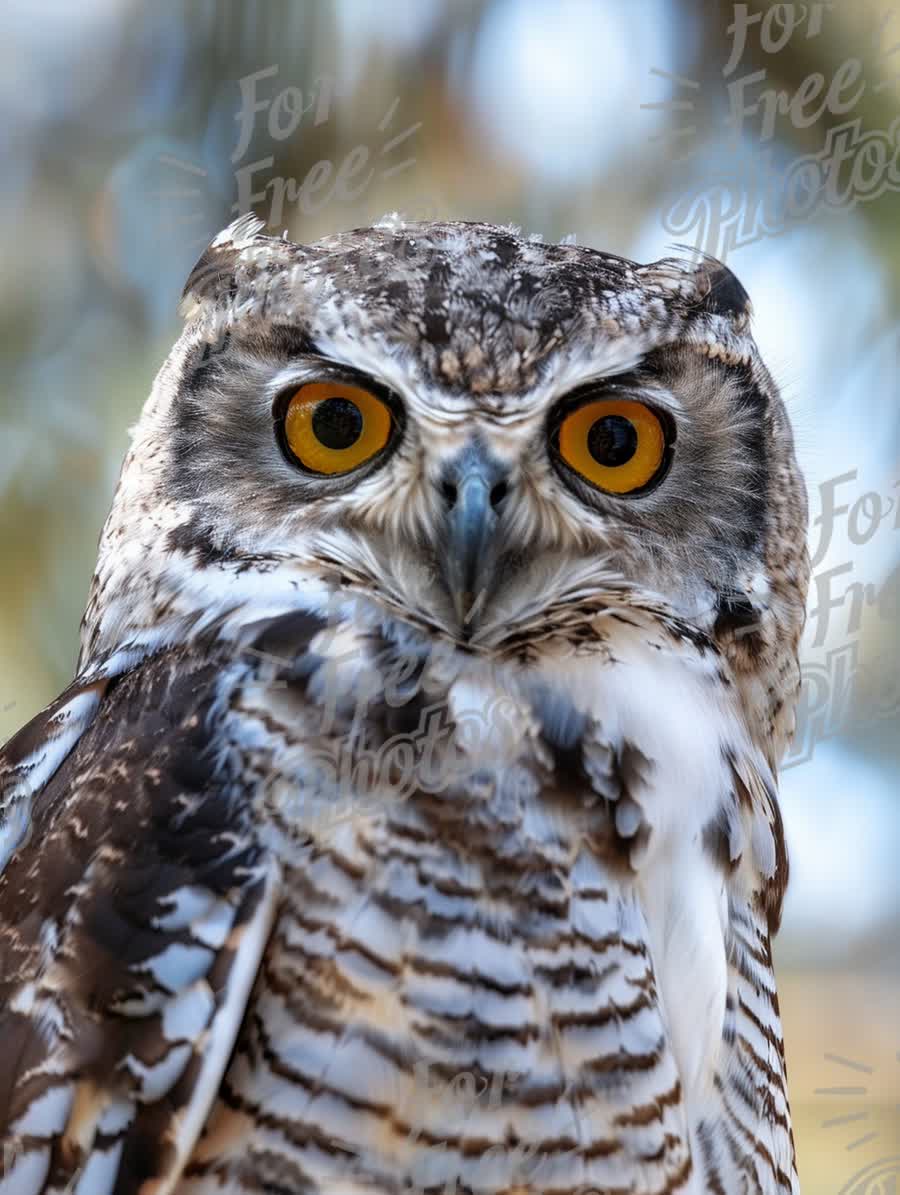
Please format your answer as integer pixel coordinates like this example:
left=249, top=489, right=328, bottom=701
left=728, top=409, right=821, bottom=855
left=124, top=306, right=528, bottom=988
left=79, top=216, right=809, bottom=761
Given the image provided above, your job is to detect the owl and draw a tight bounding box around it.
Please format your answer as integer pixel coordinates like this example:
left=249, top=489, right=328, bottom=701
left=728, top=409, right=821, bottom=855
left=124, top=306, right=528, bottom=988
left=0, top=215, right=809, bottom=1195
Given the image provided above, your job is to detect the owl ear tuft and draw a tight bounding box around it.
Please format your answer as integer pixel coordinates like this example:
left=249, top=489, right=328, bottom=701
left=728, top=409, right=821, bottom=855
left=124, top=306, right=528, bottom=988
left=180, top=247, right=238, bottom=308
left=691, top=257, right=752, bottom=323
left=638, top=252, right=753, bottom=329
left=179, top=217, right=273, bottom=315
left=210, top=212, right=268, bottom=249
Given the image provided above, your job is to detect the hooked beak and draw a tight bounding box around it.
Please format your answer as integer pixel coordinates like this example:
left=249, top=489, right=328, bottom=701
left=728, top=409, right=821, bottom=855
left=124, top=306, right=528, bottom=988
left=439, top=441, right=510, bottom=629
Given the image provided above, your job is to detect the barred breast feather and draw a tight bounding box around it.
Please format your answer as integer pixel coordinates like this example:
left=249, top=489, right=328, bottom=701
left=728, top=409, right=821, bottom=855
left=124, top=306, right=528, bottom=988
left=0, top=601, right=797, bottom=1195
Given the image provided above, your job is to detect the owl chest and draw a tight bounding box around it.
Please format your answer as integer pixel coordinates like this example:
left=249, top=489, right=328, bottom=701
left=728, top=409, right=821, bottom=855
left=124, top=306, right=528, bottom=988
left=204, top=788, right=710, bottom=1193
left=212, top=648, right=736, bottom=1188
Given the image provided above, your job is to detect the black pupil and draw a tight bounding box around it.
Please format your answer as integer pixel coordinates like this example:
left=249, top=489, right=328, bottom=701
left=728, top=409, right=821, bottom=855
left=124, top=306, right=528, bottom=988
left=587, top=414, right=638, bottom=467
left=312, top=397, right=364, bottom=450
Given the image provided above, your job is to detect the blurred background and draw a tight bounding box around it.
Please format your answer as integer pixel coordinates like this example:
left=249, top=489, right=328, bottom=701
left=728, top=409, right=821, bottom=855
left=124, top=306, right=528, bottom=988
left=0, top=0, right=897, bottom=1188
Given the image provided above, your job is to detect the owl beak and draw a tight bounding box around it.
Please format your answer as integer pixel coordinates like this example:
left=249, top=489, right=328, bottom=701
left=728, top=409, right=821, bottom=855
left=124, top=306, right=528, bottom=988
left=440, top=444, right=509, bottom=629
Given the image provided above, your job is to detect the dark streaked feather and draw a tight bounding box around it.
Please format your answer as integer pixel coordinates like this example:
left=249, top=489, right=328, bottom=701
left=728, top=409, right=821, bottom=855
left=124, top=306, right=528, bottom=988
left=0, top=644, right=279, bottom=1195
left=0, top=678, right=109, bottom=872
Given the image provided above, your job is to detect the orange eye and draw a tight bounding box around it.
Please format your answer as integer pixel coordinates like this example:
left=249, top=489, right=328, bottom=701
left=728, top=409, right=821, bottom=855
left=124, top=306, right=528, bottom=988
left=281, top=381, right=393, bottom=475
left=556, top=397, right=668, bottom=494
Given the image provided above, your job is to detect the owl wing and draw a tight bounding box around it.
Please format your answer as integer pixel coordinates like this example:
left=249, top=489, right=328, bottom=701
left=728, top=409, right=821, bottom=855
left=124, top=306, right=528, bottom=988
left=0, top=644, right=280, bottom=1195
left=0, top=676, right=109, bottom=873
left=694, top=755, right=799, bottom=1194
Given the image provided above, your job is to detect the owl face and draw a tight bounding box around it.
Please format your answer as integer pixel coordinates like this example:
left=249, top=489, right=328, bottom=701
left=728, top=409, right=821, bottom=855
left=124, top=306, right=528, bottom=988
left=81, top=218, right=807, bottom=683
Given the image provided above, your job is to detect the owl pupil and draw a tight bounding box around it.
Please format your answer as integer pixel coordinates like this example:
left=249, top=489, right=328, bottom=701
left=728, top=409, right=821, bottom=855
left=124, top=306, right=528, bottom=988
left=587, top=415, right=637, bottom=467
left=312, top=398, right=364, bottom=450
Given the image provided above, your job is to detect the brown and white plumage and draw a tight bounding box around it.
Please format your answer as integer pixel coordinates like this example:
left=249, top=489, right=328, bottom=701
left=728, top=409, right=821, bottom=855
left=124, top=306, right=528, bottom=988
left=0, top=217, right=808, bottom=1194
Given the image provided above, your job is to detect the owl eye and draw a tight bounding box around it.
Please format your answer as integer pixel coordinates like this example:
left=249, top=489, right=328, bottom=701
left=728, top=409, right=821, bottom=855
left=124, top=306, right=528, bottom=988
left=280, top=381, right=393, bottom=475
left=555, top=397, right=669, bottom=495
